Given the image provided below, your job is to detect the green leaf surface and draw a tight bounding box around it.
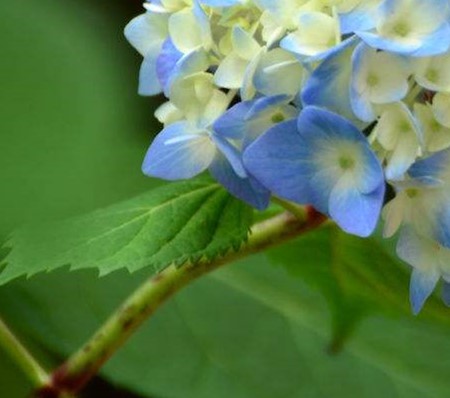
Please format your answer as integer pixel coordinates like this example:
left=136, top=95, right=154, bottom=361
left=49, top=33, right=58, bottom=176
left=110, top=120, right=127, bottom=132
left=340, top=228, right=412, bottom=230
left=0, top=179, right=252, bottom=284
left=0, top=354, right=33, bottom=398
left=269, top=225, right=450, bottom=349
left=1, top=228, right=450, bottom=398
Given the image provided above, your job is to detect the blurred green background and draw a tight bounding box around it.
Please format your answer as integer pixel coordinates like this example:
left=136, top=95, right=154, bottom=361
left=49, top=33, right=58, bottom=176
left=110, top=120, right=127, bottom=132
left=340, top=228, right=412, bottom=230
left=1, top=1, right=450, bottom=397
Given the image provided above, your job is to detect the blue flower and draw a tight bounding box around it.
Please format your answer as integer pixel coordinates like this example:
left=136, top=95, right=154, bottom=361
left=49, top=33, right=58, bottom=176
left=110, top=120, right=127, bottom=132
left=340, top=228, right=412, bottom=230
left=301, top=37, right=358, bottom=123
left=244, top=106, right=385, bottom=237
left=141, top=119, right=270, bottom=210
left=350, top=42, right=410, bottom=122
left=356, top=0, right=450, bottom=57
left=339, top=0, right=381, bottom=34
left=142, top=121, right=218, bottom=180
left=408, top=149, right=450, bottom=248
left=396, top=226, right=450, bottom=314
left=124, top=12, right=169, bottom=95
left=213, top=95, right=297, bottom=148
left=141, top=77, right=272, bottom=209
left=126, top=0, right=450, bottom=315
left=384, top=149, right=450, bottom=313
left=156, top=38, right=183, bottom=92
left=211, top=95, right=298, bottom=208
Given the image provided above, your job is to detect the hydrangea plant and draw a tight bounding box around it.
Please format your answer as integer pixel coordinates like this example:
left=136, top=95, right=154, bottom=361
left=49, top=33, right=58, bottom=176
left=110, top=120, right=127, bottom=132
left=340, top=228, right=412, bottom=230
left=2, top=1, right=450, bottom=397
left=125, top=0, right=450, bottom=315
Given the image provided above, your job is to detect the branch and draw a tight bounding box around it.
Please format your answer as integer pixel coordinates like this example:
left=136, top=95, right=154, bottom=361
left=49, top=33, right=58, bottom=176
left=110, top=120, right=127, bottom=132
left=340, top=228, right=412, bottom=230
left=36, top=208, right=326, bottom=397
left=0, top=317, right=49, bottom=389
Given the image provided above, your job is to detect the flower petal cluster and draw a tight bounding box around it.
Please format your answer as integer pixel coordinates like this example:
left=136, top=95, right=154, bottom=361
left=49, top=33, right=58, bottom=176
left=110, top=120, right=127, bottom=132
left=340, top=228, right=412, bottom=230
left=125, top=0, right=450, bottom=313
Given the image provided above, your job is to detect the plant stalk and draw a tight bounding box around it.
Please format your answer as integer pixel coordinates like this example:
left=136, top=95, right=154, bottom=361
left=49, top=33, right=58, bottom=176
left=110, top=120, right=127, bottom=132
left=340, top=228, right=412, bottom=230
left=36, top=208, right=326, bottom=397
left=0, top=317, right=50, bottom=389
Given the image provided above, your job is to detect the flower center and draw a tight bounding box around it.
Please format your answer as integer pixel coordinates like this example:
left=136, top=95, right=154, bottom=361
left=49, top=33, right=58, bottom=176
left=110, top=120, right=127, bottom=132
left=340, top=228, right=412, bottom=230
left=425, top=68, right=439, bottom=83
left=366, top=74, right=379, bottom=87
left=406, top=188, right=419, bottom=198
left=393, top=21, right=411, bottom=38
left=271, top=112, right=285, bottom=123
left=339, top=156, right=355, bottom=170
left=398, top=120, right=411, bottom=133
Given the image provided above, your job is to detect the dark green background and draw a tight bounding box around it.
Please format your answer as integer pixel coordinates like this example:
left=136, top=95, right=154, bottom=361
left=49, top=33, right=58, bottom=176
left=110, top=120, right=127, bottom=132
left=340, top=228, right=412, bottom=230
left=1, top=1, right=450, bottom=397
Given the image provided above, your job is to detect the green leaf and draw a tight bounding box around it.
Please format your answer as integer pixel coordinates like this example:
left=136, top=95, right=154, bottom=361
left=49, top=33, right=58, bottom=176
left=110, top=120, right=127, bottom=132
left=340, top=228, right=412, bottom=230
left=269, top=225, right=450, bottom=350
left=0, top=179, right=253, bottom=284
left=2, top=232, right=450, bottom=398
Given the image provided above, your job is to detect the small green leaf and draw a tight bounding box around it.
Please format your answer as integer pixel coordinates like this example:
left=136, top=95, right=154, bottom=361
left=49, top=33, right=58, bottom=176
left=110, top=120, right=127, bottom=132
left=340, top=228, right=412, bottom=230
left=0, top=179, right=253, bottom=284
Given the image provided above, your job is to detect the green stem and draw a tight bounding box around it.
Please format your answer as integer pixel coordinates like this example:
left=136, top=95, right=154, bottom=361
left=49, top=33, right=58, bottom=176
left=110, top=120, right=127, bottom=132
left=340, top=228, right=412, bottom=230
left=272, top=196, right=307, bottom=221
left=0, top=316, right=49, bottom=388
left=37, top=209, right=326, bottom=396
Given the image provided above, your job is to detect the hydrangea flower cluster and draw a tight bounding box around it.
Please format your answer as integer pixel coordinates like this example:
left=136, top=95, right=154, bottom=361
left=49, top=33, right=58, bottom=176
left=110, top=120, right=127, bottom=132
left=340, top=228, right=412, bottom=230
left=125, top=0, right=450, bottom=314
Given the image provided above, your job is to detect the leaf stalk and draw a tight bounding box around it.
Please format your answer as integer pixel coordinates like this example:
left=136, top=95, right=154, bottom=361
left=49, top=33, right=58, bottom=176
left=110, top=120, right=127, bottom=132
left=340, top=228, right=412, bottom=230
left=36, top=208, right=326, bottom=396
left=0, top=316, right=50, bottom=389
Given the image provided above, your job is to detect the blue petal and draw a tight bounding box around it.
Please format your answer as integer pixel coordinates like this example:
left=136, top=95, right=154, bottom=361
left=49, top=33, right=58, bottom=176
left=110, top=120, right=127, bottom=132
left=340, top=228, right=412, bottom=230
left=138, top=54, right=163, bottom=96
left=357, top=0, right=450, bottom=56
left=442, top=282, right=450, bottom=307
left=213, top=101, right=253, bottom=140
left=297, top=105, right=368, bottom=146
left=213, top=95, right=292, bottom=143
left=246, top=95, right=291, bottom=120
left=142, top=122, right=216, bottom=180
left=156, top=38, right=183, bottom=90
left=299, top=107, right=383, bottom=193
left=356, top=31, right=419, bottom=55
left=209, top=153, right=270, bottom=210
left=211, top=134, right=247, bottom=178
left=297, top=107, right=384, bottom=213
left=435, top=204, right=450, bottom=249
left=409, top=149, right=450, bottom=181
left=396, top=227, right=441, bottom=314
left=350, top=42, right=376, bottom=122
left=410, top=268, right=439, bottom=315
left=243, top=119, right=312, bottom=204
left=409, top=23, right=450, bottom=57
left=301, top=37, right=358, bottom=122
left=163, top=49, right=209, bottom=97
left=339, top=3, right=378, bottom=34
left=357, top=25, right=450, bottom=57
left=357, top=146, right=386, bottom=194
left=306, top=167, right=337, bottom=214
left=329, top=182, right=384, bottom=237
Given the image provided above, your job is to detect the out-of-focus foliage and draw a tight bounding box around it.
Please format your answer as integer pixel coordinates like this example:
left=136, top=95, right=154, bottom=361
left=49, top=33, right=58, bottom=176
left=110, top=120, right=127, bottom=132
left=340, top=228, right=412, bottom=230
left=1, top=0, right=450, bottom=398
left=0, top=355, right=32, bottom=398
left=2, top=233, right=450, bottom=398
left=269, top=226, right=450, bottom=349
